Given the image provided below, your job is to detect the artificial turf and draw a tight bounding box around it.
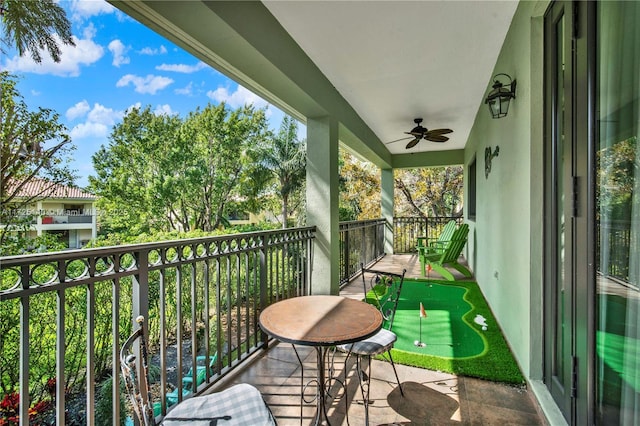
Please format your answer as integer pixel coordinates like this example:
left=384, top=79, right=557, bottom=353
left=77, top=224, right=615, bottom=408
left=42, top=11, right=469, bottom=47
left=380, top=278, right=525, bottom=384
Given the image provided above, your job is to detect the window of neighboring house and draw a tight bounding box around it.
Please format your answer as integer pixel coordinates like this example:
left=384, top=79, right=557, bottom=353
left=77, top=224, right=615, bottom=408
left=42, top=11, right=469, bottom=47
left=468, top=157, right=477, bottom=220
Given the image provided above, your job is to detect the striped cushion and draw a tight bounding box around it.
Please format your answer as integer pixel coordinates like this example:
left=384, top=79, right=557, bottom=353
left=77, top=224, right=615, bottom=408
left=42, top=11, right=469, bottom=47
left=337, top=328, right=397, bottom=356
left=162, top=383, right=276, bottom=425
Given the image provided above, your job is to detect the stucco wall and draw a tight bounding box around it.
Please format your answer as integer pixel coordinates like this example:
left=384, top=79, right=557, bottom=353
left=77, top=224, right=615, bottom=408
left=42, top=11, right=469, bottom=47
left=464, top=1, right=548, bottom=379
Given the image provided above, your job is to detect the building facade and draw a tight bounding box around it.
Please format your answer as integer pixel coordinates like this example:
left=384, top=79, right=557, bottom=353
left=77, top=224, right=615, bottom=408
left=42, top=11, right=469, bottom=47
left=2, top=179, right=97, bottom=249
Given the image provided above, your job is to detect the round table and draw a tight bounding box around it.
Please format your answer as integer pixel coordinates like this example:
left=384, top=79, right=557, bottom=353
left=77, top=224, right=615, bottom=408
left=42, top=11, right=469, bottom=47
left=259, top=295, right=382, bottom=425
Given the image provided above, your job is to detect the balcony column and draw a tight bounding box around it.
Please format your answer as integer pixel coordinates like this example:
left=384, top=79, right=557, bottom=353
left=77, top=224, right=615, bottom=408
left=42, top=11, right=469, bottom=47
left=35, top=201, right=43, bottom=236
left=90, top=203, right=97, bottom=239
left=381, top=167, right=394, bottom=254
left=306, top=116, right=339, bottom=295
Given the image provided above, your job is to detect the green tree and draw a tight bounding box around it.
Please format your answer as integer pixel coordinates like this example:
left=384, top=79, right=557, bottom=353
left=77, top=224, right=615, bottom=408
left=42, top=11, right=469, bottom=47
left=182, top=103, right=270, bottom=230
left=255, top=116, right=306, bottom=228
left=395, top=166, right=464, bottom=217
left=90, top=106, right=184, bottom=235
left=338, top=150, right=380, bottom=220
left=0, top=71, right=76, bottom=250
left=90, top=103, right=270, bottom=234
left=597, top=136, right=637, bottom=221
left=0, top=0, right=75, bottom=63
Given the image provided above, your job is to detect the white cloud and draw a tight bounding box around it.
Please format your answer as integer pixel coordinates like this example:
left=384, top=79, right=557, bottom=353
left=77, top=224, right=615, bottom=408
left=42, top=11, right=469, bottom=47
left=66, top=100, right=91, bottom=120
left=140, top=45, right=168, bottom=56
left=70, top=0, right=116, bottom=21
left=69, top=121, right=109, bottom=139
left=116, top=74, right=174, bottom=94
left=108, top=39, right=130, bottom=67
left=69, top=103, right=124, bottom=139
left=3, top=33, right=103, bottom=77
left=83, top=22, right=97, bottom=40
left=87, top=103, right=123, bottom=125
left=207, top=85, right=269, bottom=109
left=31, top=89, right=41, bottom=96
left=154, top=104, right=176, bottom=116
left=156, top=62, right=207, bottom=73
left=175, top=82, right=194, bottom=96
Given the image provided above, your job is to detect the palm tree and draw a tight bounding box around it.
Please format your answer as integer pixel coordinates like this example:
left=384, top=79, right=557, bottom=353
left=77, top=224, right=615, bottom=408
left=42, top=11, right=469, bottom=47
left=259, top=116, right=306, bottom=228
left=1, top=0, right=75, bottom=63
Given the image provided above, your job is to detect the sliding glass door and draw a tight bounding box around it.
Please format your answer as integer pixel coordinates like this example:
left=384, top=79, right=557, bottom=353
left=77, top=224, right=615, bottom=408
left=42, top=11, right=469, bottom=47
left=595, top=2, right=640, bottom=424
left=546, top=1, right=639, bottom=424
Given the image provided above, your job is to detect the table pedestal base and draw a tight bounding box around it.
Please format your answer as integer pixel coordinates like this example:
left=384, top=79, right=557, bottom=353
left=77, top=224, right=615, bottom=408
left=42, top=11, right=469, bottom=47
left=292, top=344, right=349, bottom=426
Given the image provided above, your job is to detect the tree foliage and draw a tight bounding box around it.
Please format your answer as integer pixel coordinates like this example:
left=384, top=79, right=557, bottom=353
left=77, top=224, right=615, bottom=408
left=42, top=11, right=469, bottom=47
left=90, top=106, right=184, bottom=235
left=183, top=103, right=269, bottom=230
left=0, top=71, right=76, bottom=249
left=338, top=150, right=464, bottom=219
left=254, top=116, right=306, bottom=228
left=90, top=103, right=270, bottom=234
left=597, top=136, right=638, bottom=220
left=394, top=166, right=464, bottom=217
left=338, top=150, right=380, bottom=221
left=0, top=0, right=75, bottom=63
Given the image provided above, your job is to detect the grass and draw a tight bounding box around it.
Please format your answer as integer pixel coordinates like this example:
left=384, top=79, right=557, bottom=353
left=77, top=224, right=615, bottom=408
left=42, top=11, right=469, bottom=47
left=379, top=278, right=525, bottom=385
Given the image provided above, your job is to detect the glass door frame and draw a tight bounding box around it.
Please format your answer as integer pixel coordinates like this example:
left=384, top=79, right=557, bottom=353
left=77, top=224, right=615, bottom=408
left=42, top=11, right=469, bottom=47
left=543, top=1, right=596, bottom=425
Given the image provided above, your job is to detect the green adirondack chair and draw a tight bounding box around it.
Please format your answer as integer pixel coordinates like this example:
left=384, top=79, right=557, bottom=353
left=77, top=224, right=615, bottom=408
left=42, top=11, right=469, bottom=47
left=418, top=223, right=472, bottom=281
left=416, top=220, right=458, bottom=255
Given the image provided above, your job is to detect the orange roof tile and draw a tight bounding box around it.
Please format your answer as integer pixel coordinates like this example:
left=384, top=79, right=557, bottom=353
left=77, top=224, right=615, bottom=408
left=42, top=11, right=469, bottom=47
left=5, top=178, right=96, bottom=200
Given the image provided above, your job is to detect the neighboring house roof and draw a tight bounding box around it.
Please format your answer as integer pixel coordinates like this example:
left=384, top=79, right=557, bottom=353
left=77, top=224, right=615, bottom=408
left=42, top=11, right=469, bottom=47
left=6, top=178, right=96, bottom=200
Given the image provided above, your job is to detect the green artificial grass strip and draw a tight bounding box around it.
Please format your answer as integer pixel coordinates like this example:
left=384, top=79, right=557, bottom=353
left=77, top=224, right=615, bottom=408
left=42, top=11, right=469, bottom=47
left=392, top=282, right=485, bottom=358
left=595, top=293, right=639, bottom=404
left=378, top=278, right=525, bottom=384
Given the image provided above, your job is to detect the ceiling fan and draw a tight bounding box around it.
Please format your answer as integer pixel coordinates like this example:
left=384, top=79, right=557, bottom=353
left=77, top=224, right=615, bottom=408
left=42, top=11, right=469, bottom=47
left=387, top=118, right=453, bottom=149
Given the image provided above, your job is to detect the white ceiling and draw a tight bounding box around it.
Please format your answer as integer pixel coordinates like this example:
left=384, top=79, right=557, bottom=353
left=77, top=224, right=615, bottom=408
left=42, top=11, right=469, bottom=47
left=263, top=1, right=518, bottom=155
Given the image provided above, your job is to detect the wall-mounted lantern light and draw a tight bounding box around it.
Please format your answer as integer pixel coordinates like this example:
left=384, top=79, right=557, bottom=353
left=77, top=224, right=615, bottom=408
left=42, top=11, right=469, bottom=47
left=484, top=73, right=517, bottom=119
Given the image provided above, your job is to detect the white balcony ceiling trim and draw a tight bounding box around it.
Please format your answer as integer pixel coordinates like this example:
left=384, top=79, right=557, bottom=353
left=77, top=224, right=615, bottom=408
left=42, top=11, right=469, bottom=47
left=109, top=1, right=517, bottom=166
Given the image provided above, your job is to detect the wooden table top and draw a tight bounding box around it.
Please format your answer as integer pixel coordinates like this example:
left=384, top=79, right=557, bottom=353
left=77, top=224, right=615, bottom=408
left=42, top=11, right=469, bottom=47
left=259, top=295, right=382, bottom=346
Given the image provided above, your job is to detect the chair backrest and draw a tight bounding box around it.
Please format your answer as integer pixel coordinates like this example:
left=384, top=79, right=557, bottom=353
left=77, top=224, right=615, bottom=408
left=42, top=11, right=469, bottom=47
left=440, top=223, right=469, bottom=263
left=120, top=316, right=157, bottom=426
left=437, top=220, right=458, bottom=244
left=360, top=264, right=407, bottom=331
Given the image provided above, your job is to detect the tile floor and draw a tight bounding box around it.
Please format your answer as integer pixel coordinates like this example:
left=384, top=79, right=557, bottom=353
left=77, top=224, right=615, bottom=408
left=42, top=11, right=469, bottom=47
left=217, top=254, right=547, bottom=425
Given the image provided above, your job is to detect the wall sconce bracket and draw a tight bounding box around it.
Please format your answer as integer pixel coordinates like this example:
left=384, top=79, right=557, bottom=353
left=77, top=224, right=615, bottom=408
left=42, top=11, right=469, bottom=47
left=485, top=146, right=499, bottom=178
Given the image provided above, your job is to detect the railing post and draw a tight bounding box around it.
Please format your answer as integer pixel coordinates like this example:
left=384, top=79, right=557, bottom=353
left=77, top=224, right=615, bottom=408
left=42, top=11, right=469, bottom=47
left=343, top=225, right=350, bottom=285
left=131, top=249, right=150, bottom=409
left=260, top=234, right=268, bottom=349
left=19, top=264, right=30, bottom=426
left=132, top=249, right=150, bottom=323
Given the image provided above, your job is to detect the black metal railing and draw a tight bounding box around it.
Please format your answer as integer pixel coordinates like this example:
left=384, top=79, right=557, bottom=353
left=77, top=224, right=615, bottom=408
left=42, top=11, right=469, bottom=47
left=597, top=220, right=638, bottom=288
left=393, top=216, right=463, bottom=253
left=0, top=227, right=315, bottom=425
left=339, top=219, right=386, bottom=286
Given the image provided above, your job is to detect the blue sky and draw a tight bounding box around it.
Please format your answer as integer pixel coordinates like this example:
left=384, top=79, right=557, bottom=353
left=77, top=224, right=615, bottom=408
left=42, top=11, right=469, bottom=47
left=4, top=0, right=294, bottom=188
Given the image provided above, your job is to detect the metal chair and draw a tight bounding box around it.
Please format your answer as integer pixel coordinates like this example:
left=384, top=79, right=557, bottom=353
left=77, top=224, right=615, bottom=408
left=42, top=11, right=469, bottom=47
left=337, top=265, right=406, bottom=425
left=120, top=316, right=277, bottom=425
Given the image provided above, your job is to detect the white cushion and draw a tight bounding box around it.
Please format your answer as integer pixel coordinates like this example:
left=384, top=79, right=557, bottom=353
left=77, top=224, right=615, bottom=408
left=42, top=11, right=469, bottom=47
left=337, top=328, right=397, bottom=356
left=162, top=383, right=275, bottom=425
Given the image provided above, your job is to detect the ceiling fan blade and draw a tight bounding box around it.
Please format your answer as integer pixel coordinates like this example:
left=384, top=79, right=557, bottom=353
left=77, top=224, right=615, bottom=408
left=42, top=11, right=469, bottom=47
left=404, top=131, right=423, bottom=137
left=405, top=138, right=420, bottom=149
left=426, top=128, right=453, bottom=136
left=385, top=136, right=412, bottom=144
left=425, top=135, right=449, bottom=143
